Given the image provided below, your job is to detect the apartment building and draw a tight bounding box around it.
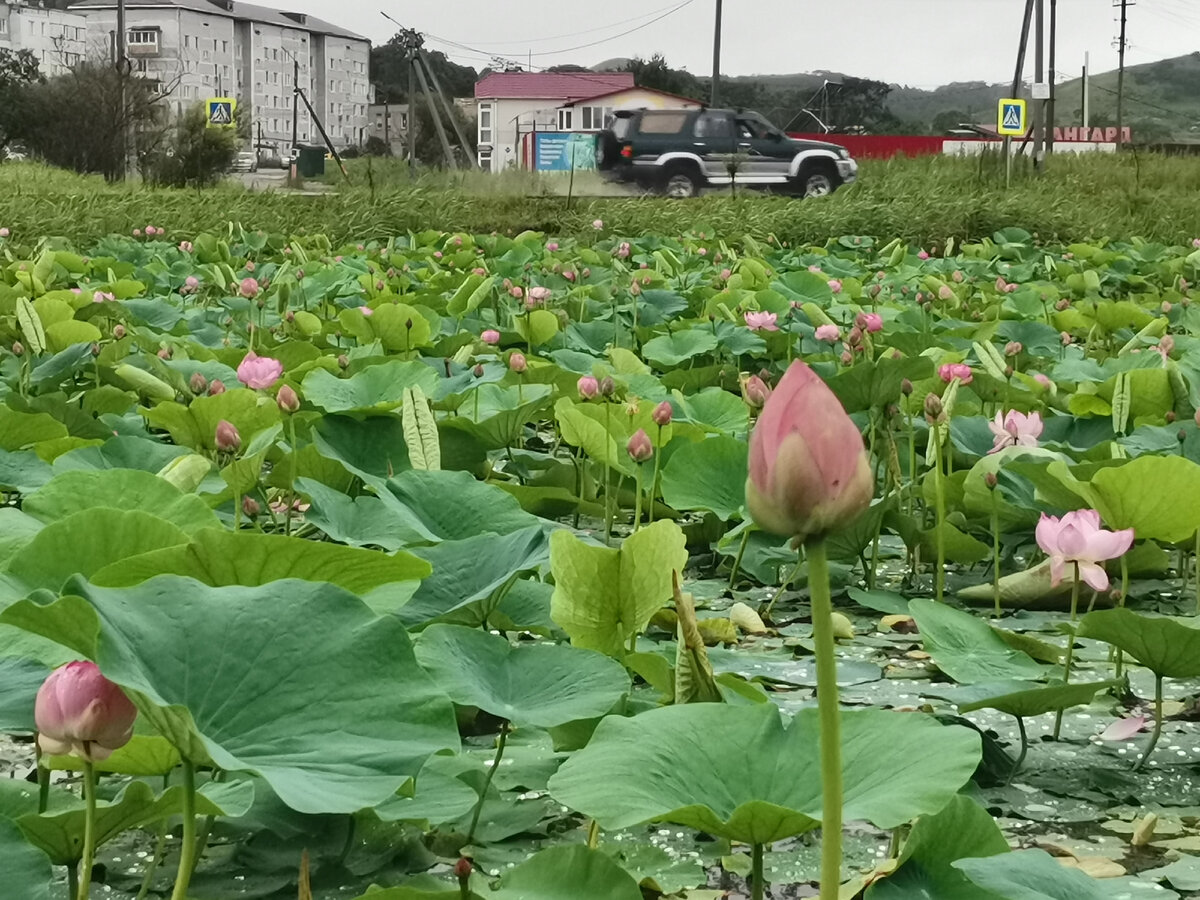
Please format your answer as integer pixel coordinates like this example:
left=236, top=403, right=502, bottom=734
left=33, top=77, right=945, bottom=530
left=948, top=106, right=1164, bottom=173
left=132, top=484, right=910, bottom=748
left=0, top=2, right=88, bottom=77
left=70, top=0, right=370, bottom=151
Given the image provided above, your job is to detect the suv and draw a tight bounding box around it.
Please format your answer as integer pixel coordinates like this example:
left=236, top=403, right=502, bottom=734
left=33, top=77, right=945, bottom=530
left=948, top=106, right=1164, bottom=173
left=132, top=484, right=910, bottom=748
left=596, top=108, right=857, bottom=198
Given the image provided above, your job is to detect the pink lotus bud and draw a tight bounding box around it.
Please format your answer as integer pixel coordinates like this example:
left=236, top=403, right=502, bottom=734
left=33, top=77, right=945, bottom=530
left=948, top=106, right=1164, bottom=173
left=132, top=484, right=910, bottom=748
left=0, top=227, right=10, bottom=238
left=741, top=374, right=772, bottom=408
left=157, top=347, right=172, bottom=360
left=245, top=261, right=256, bottom=272
left=132, top=228, right=142, bottom=238
left=855, top=312, right=883, bottom=333
left=1055, top=298, right=1070, bottom=311
left=509, top=352, right=527, bottom=374
left=527, top=285, right=552, bottom=306
left=433, top=251, right=443, bottom=259
left=12, top=340, right=24, bottom=356
left=631, top=281, right=642, bottom=296
left=952, top=270, right=964, bottom=283
left=924, top=392, right=943, bottom=421
left=277, top=384, right=300, bottom=413
left=698, top=248, right=707, bottom=256
left=239, top=277, right=260, bottom=298
left=599, top=376, right=615, bottom=397
left=35, top=661, right=136, bottom=761
left=938, top=362, right=973, bottom=384
left=984, top=472, right=998, bottom=489
left=1159, top=334, right=1176, bottom=356
left=917, top=250, right=930, bottom=260
left=616, top=242, right=631, bottom=258
left=719, top=268, right=732, bottom=281
left=473, top=363, right=485, bottom=377
left=189, top=372, right=208, bottom=394
left=1061, top=331, right=1073, bottom=346
left=746, top=361, right=874, bottom=541
left=546, top=241, right=559, bottom=252
left=215, top=419, right=241, bottom=452
left=337, top=354, right=349, bottom=369
left=938, top=285, right=954, bottom=301
left=455, top=858, right=472, bottom=881
left=901, top=378, right=913, bottom=396
left=481, top=329, right=501, bottom=345
left=592, top=219, right=604, bottom=230
left=1033, top=373, right=1052, bottom=388
left=510, top=286, right=524, bottom=299
left=827, top=279, right=842, bottom=294
left=242, top=495, right=261, bottom=518
left=1162, top=301, right=1173, bottom=314
left=179, top=241, right=193, bottom=253
left=236, top=351, right=283, bottom=389
left=1166, top=411, right=1177, bottom=424
left=577, top=375, right=600, bottom=400
left=358, top=305, right=374, bottom=317
left=1004, top=341, right=1023, bottom=357
left=563, top=270, right=576, bottom=282
left=847, top=326, right=863, bottom=346
left=376, top=280, right=385, bottom=291
left=112, top=324, right=126, bottom=339
left=626, top=428, right=653, bottom=463
left=652, top=400, right=673, bottom=426
left=840, top=350, right=854, bottom=365
left=145, top=225, right=158, bottom=237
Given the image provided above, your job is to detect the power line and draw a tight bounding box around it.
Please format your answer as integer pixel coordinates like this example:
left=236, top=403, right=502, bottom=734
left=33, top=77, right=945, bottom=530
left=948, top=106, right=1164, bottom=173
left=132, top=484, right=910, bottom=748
left=421, top=1, right=701, bottom=47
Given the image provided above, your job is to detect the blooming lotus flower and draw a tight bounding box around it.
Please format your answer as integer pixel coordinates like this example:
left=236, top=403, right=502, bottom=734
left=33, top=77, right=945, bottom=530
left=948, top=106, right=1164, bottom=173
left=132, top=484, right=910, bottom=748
left=814, top=324, right=841, bottom=343
left=745, top=360, right=874, bottom=542
left=481, top=329, right=500, bottom=345
left=35, top=661, right=137, bottom=761
left=239, top=277, right=260, bottom=299
left=577, top=375, right=600, bottom=400
left=616, top=242, right=631, bottom=258
left=627, top=428, right=653, bottom=462
left=745, top=311, right=778, bottom=332
left=988, top=409, right=1043, bottom=453
left=855, top=312, right=883, bottom=333
left=938, top=362, right=972, bottom=384
left=179, top=241, right=193, bottom=253
left=236, top=351, right=283, bottom=389
left=1035, top=509, right=1134, bottom=591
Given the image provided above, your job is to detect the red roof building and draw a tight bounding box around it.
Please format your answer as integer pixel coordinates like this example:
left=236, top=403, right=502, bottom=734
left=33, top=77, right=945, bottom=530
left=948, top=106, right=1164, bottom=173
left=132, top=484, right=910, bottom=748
left=474, top=71, right=635, bottom=102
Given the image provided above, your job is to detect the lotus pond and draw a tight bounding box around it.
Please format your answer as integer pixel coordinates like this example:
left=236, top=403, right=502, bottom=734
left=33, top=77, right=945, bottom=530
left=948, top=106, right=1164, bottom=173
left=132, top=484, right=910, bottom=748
left=4, top=224, right=1200, bottom=900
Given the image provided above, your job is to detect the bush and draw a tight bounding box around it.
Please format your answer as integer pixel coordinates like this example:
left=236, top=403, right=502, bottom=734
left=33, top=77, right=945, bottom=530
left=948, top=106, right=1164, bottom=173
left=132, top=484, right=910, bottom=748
left=143, top=104, right=239, bottom=188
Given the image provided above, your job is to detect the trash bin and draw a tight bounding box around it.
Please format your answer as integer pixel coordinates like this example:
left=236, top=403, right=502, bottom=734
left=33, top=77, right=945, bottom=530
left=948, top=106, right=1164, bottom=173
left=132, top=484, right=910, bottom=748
left=296, top=145, right=325, bottom=178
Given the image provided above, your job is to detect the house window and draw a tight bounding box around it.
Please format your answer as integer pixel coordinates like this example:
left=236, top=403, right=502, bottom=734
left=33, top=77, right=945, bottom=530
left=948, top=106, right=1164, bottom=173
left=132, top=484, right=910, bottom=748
left=579, top=106, right=614, bottom=131
left=0, top=19, right=9, bottom=35
left=128, top=28, right=158, bottom=47
left=478, top=103, right=493, bottom=144
left=478, top=148, right=492, bottom=171
left=557, top=108, right=572, bottom=131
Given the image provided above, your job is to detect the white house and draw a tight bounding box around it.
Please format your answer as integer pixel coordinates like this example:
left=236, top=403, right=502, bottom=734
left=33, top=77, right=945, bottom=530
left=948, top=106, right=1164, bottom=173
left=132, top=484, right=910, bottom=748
left=70, top=0, right=370, bottom=151
left=0, top=2, right=88, bottom=76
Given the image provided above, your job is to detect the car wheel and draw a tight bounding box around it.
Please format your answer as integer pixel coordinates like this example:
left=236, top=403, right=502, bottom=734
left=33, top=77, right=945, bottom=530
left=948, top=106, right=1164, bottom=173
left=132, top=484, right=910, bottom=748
left=661, top=167, right=701, bottom=198
left=798, top=163, right=839, bottom=198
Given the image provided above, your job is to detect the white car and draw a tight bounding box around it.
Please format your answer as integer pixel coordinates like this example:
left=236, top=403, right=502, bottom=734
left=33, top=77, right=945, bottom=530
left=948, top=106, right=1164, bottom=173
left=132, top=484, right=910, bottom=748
left=231, top=150, right=258, bottom=173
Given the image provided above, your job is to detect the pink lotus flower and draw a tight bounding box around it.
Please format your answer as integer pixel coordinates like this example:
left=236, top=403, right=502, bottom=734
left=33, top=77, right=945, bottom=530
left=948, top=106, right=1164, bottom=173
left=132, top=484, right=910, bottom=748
left=1035, top=509, right=1134, bottom=591
left=563, top=270, right=576, bottom=282
left=546, top=242, right=559, bottom=252
left=627, top=428, right=653, bottom=462
left=808, top=265, right=822, bottom=273
left=592, top=219, right=604, bottom=230
left=358, top=305, right=374, bottom=316
left=1033, top=372, right=1052, bottom=388
left=917, top=250, right=930, bottom=260
left=236, top=351, right=283, bottom=389
left=938, top=362, right=972, bottom=384
left=988, top=410, right=1043, bottom=453
left=1098, top=715, right=1147, bottom=742
left=93, top=291, right=114, bottom=303
left=745, top=311, right=778, bottom=332
left=509, top=352, right=527, bottom=373
left=527, top=285, right=552, bottom=307
left=652, top=400, right=672, bottom=426
left=577, top=375, right=600, bottom=400
left=181, top=275, right=200, bottom=294
left=827, top=279, right=842, bottom=294
left=215, top=419, right=240, bottom=450
left=720, top=268, right=732, bottom=281
left=35, top=661, right=137, bottom=761
left=746, top=361, right=874, bottom=541
left=239, top=277, right=260, bottom=299
left=855, top=312, right=883, bottom=333
left=741, top=374, right=772, bottom=408
left=616, top=242, right=631, bottom=258
left=0, top=228, right=10, bottom=238
left=277, top=384, right=300, bottom=413
left=814, top=324, right=841, bottom=343
left=179, top=241, right=193, bottom=253
left=481, top=329, right=500, bottom=345
left=938, top=284, right=954, bottom=301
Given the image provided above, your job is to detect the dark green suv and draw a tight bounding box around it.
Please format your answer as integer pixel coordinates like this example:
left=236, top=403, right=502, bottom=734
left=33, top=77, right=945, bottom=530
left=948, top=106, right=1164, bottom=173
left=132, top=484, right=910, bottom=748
left=596, top=108, right=857, bottom=198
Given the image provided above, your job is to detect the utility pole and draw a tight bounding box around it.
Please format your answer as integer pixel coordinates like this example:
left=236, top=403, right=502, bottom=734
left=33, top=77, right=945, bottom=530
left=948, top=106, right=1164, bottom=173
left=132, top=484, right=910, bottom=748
left=1007, top=0, right=1036, bottom=186
left=291, top=58, right=299, bottom=150
left=1082, top=51, right=1090, bottom=131
left=1115, top=0, right=1130, bottom=143
left=115, top=0, right=131, bottom=179
left=1046, top=0, right=1057, bottom=156
left=710, top=0, right=722, bottom=107
left=1032, top=0, right=1045, bottom=167
left=407, top=38, right=416, bottom=170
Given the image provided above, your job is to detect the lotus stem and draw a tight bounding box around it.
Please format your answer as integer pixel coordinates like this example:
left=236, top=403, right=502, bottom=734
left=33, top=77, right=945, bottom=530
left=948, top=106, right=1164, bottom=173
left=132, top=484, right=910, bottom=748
left=647, top=425, right=663, bottom=524
left=36, top=745, right=48, bottom=814
left=466, top=722, right=509, bottom=846
left=134, top=811, right=170, bottom=900
left=603, top=403, right=613, bottom=545
left=1195, top=529, right=1200, bottom=616
left=1134, top=676, right=1165, bottom=772
left=762, top=550, right=804, bottom=623
left=77, top=758, right=97, bottom=900
left=586, top=819, right=600, bottom=849
left=285, top=415, right=298, bottom=538
left=1115, top=556, right=1130, bottom=680
left=991, top=492, right=1002, bottom=618
left=1052, top=562, right=1081, bottom=741
left=632, top=464, right=644, bottom=532
left=1006, top=716, right=1029, bottom=786
left=751, top=841, right=765, bottom=900
left=932, top=422, right=946, bottom=603
left=806, top=538, right=843, bottom=900
left=728, top=529, right=751, bottom=591
left=169, top=760, right=198, bottom=900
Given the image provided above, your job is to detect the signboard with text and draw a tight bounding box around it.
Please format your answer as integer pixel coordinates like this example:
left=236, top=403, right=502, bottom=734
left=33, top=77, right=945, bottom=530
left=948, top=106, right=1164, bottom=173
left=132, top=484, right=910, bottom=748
left=533, top=132, right=596, bottom=172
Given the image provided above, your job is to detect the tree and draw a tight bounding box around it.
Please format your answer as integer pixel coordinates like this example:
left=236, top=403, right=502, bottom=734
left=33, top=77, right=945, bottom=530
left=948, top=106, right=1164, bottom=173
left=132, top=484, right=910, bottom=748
left=409, top=98, right=476, bottom=166
left=0, top=48, right=43, bottom=151
left=931, top=109, right=972, bottom=134
left=143, top=103, right=240, bottom=187
left=826, top=77, right=898, bottom=132
left=371, top=39, right=476, bottom=104
left=624, top=55, right=703, bottom=101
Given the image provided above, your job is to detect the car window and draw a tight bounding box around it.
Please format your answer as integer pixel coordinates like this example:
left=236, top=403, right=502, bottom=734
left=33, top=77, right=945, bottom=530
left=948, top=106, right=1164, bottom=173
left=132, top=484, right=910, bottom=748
left=637, top=112, right=690, bottom=135
left=694, top=112, right=734, bottom=139
left=610, top=117, right=633, bottom=140
left=743, top=112, right=781, bottom=139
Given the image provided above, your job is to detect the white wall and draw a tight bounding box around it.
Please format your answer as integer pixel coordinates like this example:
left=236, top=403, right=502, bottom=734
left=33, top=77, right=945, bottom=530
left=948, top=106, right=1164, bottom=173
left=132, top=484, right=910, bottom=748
left=0, top=4, right=88, bottom=77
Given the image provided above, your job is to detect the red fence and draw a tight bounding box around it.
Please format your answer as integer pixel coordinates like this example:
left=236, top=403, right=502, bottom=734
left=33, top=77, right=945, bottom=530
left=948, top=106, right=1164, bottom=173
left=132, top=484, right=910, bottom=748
left=786, top=133, right=987, bottom=159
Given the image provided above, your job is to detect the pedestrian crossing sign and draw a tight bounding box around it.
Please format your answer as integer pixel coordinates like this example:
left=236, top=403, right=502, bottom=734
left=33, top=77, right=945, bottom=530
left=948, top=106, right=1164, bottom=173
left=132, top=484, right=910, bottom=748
left=206, top=97, right=236, bottom=128
left=997, top=98, right=1026, bottom=136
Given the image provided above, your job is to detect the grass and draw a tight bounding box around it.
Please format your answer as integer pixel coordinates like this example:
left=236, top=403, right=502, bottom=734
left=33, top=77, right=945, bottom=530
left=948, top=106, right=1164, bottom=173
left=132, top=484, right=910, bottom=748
left=3, top=150, right=1200, bottom=247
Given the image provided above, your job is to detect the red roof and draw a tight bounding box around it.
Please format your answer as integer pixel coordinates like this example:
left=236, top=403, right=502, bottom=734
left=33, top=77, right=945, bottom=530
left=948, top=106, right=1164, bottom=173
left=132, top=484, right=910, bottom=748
left=474, top=71, right=635, bottom=102
left=561, top=85, right=702, bottom=108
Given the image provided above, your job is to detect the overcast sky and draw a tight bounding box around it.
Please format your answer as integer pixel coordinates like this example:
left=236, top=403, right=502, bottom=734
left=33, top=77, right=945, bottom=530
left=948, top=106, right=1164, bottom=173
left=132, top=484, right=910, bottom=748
left=295, top=0, right=1200, bottom=88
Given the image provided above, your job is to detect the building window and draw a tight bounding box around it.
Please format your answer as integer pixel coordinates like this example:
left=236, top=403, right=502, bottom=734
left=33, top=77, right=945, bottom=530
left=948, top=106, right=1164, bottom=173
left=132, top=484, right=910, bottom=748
left=478, top=103, right=493, bottom=144
left=128, top=28, right=158, bottom=47
left=579, top=106, right=614, bottom=131
left=222, top=40, right=228, bottom=53
left=0, top=19, right=8, bottom=35
left=557, top=108, right=572, bottom=131
left=478, top=149, right=492, bottom=170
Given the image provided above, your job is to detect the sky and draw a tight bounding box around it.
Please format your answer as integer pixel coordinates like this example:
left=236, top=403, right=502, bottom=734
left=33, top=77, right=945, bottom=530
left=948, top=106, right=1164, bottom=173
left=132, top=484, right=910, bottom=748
left=290, top=0, right=1200, bottom=88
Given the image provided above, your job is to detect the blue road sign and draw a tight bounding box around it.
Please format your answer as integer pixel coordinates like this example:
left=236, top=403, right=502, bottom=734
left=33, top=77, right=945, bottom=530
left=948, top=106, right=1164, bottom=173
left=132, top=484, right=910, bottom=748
left=997, top=98, right=1027, bottom=136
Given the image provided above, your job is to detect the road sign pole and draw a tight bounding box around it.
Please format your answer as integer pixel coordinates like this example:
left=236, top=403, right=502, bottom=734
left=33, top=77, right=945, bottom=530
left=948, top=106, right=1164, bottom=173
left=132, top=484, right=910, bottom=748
left=1004, top=136, right=1012, bottom=189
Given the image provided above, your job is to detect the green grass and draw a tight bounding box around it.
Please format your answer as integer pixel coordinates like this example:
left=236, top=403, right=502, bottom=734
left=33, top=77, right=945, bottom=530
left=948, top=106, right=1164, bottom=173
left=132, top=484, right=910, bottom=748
left=3, top=150, right=1200, bottom=247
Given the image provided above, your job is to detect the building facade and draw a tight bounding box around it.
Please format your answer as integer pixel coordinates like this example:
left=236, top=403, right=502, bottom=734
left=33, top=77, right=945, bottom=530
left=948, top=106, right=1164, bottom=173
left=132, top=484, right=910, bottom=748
left=366, top=101, right=407, bottom=156
left=0, top=2, right=88, bottom=77
left=70, top=0, right=369, bottom=151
